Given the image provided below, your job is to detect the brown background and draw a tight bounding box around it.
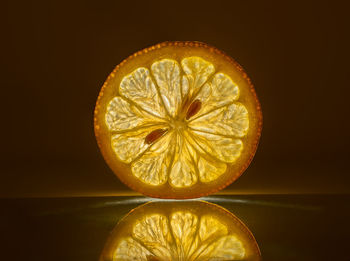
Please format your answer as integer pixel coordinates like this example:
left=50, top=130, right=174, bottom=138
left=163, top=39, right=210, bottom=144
left=1, top=0, right=349, bottom=197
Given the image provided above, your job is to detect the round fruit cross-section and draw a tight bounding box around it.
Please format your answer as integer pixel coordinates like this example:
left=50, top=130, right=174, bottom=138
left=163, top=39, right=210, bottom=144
left=94, top=41, right=262, bottom=198
left=99, top=200, right=261, bottom=261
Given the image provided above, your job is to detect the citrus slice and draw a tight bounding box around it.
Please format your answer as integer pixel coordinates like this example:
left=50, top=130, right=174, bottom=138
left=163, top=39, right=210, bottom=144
left=94, top=41, right=262, bottom=198
left=99, top=201, right=261, bottom=261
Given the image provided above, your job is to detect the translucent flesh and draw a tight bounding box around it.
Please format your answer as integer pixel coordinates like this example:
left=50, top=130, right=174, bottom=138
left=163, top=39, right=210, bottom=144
left=105, top=57, right=249, bottom=187
left=114, top=212, right=245, bottom=261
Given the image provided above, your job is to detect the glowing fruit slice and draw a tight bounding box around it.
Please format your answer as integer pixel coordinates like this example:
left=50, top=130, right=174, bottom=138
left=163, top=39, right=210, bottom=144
left=94, top=41, right=262, bottom=198
left=99, top=201, right=261, bottom=261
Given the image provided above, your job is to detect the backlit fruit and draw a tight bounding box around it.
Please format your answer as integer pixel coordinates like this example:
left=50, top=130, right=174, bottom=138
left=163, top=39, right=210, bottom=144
left=99, top=201, right=261, bottom=261
left=94, top=41, right=262, bottom=198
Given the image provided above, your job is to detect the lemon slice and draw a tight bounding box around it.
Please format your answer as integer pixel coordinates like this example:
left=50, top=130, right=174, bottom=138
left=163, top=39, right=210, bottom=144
left=99, top=201, right=261, bottom=261
left=94, top=41, right=262, bottom=198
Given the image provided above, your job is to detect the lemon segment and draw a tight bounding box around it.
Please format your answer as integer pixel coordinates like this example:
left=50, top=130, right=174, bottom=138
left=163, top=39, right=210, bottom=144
left=181, top=57, right=215, bottom=96
left=106, top=97, right=150, bottom=131
left=169, top=136, right=198, bottom=188
left=120, top=67, right=167, bottom=119
left=170, top=212, right=199, bottom=258
left=131, top=131, right=175, bottom=186
left=133, top=214, right=173, bottom=259
left=115, top=237, right=152, bottom=261
left=199, top=235, right=245, bottom=260
left=198, top=157, right=227, bottom=183
left=111, top=125, right=166, bottom=164
left=189, top=130, right=243, bottom=163
left=188, top=102, right=249, bottom=138
left=199, top=215, right=228, bottom=241
left=151, top=59, right=182, bottom=118
left=192, top=73, right=240, bottom=119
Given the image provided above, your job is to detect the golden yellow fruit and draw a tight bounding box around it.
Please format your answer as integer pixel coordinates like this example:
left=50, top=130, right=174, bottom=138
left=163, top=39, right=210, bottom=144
left=94, top=41, right=262, bottom=198
left=99, top=201, right=261, bottom=261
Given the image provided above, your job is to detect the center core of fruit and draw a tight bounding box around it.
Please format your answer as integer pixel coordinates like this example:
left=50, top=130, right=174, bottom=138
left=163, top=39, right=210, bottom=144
left=170, top=118, right=187, bottom=131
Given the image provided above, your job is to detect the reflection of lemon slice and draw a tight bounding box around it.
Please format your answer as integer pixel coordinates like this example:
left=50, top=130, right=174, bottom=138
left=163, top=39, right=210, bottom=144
left=99, top=201, right=261, bottom=261
left=94, top=41, right=262, bottom=198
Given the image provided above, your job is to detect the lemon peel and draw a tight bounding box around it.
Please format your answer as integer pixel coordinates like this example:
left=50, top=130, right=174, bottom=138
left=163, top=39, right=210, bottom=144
left=94, top=41, right=262, bottom=198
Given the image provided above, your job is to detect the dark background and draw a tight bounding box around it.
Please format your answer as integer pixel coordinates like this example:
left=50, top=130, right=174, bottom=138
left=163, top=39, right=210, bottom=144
left=2, top=0, right=349, bottom=197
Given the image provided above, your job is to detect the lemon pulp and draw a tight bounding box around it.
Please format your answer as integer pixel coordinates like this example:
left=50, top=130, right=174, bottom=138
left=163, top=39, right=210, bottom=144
left=105, top=57, right=248, bottom=188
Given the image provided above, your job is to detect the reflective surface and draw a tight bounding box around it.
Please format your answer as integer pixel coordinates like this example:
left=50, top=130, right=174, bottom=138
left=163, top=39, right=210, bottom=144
left=100, top=201, right=260, bottom=260
left=1, top=195, right=350, bottom=261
